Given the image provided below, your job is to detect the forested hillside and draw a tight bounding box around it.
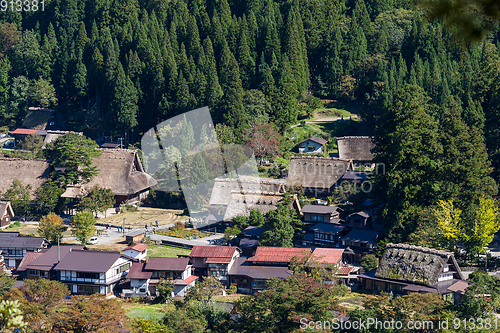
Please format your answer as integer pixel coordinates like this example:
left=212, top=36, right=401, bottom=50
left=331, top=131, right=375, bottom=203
left=2, top=0, right=500, bottom=245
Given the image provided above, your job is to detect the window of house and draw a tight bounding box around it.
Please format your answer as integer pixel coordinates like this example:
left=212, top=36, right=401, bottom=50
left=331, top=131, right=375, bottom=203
left=77, top=285, right=99, bottom=295
left=119, top=263, right=131, bottom=273
left=77, top=272, right=99, bottom=280
left=139, top=288, right=146, bottom=293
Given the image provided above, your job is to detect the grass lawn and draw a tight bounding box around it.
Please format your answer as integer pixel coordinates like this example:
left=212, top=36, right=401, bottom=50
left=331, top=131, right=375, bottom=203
left=291, top=119, right=370, bottom=153
left=123, top=303, right=173, bottom=319
left=147, top=245, right=191, bottom=259
left=99, top=208, right=186, bottom=228
left=338, top=292, right=367, bottom=310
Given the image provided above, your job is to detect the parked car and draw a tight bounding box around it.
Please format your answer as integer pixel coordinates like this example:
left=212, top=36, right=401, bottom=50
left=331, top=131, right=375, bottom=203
left=88, top=236, right=98, bottom=245
left=311, top=199, right=327, bottom=205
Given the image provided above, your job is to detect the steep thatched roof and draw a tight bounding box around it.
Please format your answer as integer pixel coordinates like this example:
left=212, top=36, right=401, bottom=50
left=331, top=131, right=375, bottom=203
left=209, top=177, right=286, bottom=207
left=22, top=108, right=64, bottom=130
left=375, top=243, right=464, bottom=286
left=288, top=156, right=352, bottom=190
left=86, top=149, right=157, bottom=196
left=223, top=191, right=284, bottom=221
left=0, top=201, right=14, bottom=217
left=0, top=158, right=51, bottom=198
left=336, top=136, right=375, bottom=161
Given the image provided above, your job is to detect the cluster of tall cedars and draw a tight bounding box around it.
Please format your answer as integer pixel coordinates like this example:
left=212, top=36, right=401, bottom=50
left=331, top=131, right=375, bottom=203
left=2, top=0, right=500, bottom=244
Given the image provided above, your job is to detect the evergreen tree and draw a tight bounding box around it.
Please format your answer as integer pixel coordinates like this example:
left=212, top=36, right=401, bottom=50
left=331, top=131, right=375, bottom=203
left=218, top=43, right=247, bottom=136
left=438, top=95, right=497, bottom=216
left=373, top=85, right=442, bottom=242
left=273, top=55, right=298, bottom=133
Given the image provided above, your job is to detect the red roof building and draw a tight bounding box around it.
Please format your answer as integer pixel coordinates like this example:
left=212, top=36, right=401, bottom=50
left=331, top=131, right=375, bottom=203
left=247, top=247, right=311, bottom=265
left=308, top=248, right=344, bottom=267
left=189, top=246, right=240, bottom=286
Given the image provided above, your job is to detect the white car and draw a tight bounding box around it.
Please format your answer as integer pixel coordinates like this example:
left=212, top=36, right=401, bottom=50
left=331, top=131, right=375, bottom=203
left=88, top=236, right=98, bottom=245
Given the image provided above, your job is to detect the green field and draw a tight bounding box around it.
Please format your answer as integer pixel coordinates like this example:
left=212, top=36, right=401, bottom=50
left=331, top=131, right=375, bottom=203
left=125, top=303, right=171, bottom=319
left=147, top=245, right=191, bottom=259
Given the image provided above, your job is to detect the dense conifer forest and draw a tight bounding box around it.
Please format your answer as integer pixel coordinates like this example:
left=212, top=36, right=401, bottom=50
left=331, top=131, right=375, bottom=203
left=2, top=0, right=500, bottom=245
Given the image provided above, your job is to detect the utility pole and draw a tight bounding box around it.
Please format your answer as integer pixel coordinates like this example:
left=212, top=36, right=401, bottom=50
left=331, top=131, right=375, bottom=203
left=123, top=218, right=125, bottom=236
left=57, top=234, right=60, bottom=263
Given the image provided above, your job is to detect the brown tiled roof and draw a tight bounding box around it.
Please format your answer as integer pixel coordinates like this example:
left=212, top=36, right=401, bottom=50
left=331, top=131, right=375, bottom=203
left=248, top=247, right=311, bottom=263
left=189, top=246, right=237, bottom=259
left=337, top=266, right=354, bottom=276
left=16, top=252, right=43, bottom=272
left=145, top=257, right=189, bottom=271
left=54, top=250, right=124, bottom=273
left=127, top=262, right=152, bottom=280
left=309, top=248, right=344, bottom=265
left=123, top=244, right=149, bottom=252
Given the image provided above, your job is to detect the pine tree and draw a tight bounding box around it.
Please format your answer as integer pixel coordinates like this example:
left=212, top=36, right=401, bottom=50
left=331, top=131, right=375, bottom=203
left=203, top=37, right=223, bottom=111
left=324, top=26, right=343, bottom=98
left=111, top=63, right=138, bottom=131
left=273, top=55, right=298, bottom=133
left=373, top=85, right=442, bottom=242
left=284, top=7, right=309, bottom=94
left=438, top=95, right=497, bottom=219
left=218, top=42, right=247, bottom=136
left=238, top=20, right=254, bottom=90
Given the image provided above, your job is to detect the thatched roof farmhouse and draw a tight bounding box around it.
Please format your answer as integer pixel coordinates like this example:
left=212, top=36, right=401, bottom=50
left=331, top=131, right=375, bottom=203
left=223, top=191, right=285, bottom=221
left=336, top=136, right=375, bottom=161
left=85, top=149, right=157, bottom=203
left=288, top=156, right=353, bottom=196
left=0, top=149, right=156, bottom=204
left=0, top=158, right=51, bottom=199
left=359, top=243, right=467, bottom=302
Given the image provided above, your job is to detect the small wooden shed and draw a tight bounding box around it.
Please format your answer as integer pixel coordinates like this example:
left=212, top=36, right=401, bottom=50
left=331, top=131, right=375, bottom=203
left=126, top=230, right=145, bottom=244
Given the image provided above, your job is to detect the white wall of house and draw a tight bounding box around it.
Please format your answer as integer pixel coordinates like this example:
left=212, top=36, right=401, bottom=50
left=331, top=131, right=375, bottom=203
left=298, top=140, right=323, bottom=154
left=124, top=249, right=147, bottom=261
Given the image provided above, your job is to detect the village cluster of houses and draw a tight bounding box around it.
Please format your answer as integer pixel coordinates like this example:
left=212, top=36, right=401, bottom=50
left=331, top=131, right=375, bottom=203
left=0, top=232, right=470, bottom=304
left=0, top=115, right=474, bottom=301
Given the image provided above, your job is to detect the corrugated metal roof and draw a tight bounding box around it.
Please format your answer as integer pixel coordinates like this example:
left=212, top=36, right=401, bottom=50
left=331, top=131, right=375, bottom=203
left=123, top=244, right=149, bottom=252
left=230, top=257, right=293, bottom=279
left=309, top=223, right=346, bottom=234
left=301, top=205, right=339, bottom=214
left=127, top=262, right=152, bottom=280
left=205, top=257, right=232, bottom=264
left=0, top=233, right=47, bottom=249
left=54, top=250, right=124, bottom=273
left=145, top=257, right=189, bottom=271
left=248, top=247, right=310, bottom=263
left=16, top=252, right=44, bottom=272
left=189, top=246, right=237, bottom=258
left=25, top=245, right=84, bottom=271
left=11, top=128, right=38, bottom=135
left=309, top=248, right=344, bottom=265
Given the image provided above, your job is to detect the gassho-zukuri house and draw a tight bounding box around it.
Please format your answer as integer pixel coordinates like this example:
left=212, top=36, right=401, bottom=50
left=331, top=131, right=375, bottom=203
left=0, top=149, right=157, bottom=204
left=359, top=243, right=468, bottom=304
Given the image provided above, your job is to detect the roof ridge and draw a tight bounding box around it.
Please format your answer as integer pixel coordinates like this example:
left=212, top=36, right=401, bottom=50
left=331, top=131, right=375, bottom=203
left=386, top=243, right=452, bottom=257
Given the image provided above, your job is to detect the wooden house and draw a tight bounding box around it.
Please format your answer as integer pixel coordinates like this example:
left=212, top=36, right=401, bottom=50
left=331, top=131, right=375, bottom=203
left=288, top=156, right=353, bottom=197
left=54, top=249, right=133, bottom=295
left=189, top=246, right=240, bottom=286
left=336, top=136, right=375, bottom=162
left=301, top=205, right=342, bottom=224
left=297, top=136, right=328, bottom=154
left=0, top=202, right=14, bottom=228
left=0, top=232, right=48, bottom=269
left=359, top=243, right=468, bottom=304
